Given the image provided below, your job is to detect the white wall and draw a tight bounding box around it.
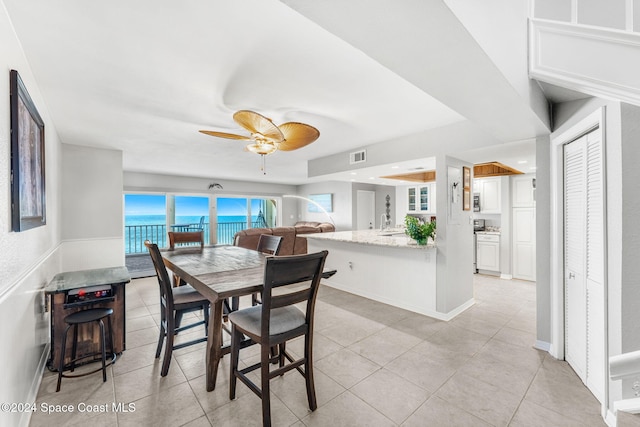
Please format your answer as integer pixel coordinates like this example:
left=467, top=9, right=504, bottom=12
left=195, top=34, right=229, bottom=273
left=445, top=0, right=549, bottom=126
left=535, top=135, right=551, bottom=347
left=0, top=2, right=62, bottom=425
left=296, top=181, right=351, bottom=230
left=435, top=155, right=475, bottom=314
left=60, top=144, right=124, bottom=271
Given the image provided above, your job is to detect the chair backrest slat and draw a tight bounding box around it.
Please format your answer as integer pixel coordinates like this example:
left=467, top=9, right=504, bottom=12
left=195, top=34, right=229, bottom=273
left=271, top=287, right=312, bottom=309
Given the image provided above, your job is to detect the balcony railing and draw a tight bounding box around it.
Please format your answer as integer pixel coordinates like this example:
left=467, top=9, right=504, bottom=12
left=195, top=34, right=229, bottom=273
left=125, top=221, right=266, bottom=254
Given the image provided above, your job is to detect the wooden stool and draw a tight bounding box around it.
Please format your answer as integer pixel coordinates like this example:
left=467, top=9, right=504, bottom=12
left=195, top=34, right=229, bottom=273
left=56, top=307, right=115, bottom=392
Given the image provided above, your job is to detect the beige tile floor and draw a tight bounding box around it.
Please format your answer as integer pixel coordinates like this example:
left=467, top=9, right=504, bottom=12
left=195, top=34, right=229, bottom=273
left=30, top=274, right=606, bottom=427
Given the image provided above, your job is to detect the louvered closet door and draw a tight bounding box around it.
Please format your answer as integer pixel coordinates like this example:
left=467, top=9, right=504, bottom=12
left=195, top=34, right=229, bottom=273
left=564, top=134, right=587, bottom=382
left=563, top=128, right=605, bottom=403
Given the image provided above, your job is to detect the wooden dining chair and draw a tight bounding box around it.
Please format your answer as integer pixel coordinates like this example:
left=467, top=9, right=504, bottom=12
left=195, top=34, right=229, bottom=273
left=144, top=240, right=210, bottom=377
left=228, top=250, right=328, bottom=427
left=167, top=230, right=204, bottom=287
left=168, top=230, right=204, bottom=250
left=251, top=234, right=283, bottom=306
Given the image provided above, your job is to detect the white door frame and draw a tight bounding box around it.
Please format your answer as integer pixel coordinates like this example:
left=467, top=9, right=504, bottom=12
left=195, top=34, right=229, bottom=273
left=550, top=107, right=608, bottom=409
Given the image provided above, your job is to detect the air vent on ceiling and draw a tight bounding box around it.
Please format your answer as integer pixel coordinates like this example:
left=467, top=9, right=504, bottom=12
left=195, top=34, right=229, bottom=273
left=349, top=150, right=366, bottom=165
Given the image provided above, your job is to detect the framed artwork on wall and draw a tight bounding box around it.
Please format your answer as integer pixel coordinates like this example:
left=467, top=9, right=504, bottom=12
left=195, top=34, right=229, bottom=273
left=308, top=193, right=333, bottom=213
left=462, top=166, right=471, bottom=211
left=10, top=69, right=46, bottom=232
left=463, top=166, right=471, bottom=189
left=463, top=189, right=471, bottom=211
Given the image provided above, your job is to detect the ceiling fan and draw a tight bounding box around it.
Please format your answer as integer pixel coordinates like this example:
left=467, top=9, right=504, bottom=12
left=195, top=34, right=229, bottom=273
left=199, top=110, right=320, bottom=174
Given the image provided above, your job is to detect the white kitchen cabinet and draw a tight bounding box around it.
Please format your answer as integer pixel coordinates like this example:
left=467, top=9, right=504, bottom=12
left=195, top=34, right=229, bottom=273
left=407, top=187, right=417, bottom=212
left=474, top=177, right=501, bottom=213
left=407, top=184, right=435, bottom=213
left=512, top=207, right=536, bottom=280
left=512, top=175, right=536, bottom=208
left=476, top=233, right=500, bottom=272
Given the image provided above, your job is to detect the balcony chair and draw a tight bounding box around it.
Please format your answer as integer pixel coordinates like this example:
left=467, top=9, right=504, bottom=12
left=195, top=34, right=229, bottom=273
left=186, top=216, right=205, bottom=231
left=144, top=240, right=210, bottom=377
left=229, top=250, right=328, bottom=427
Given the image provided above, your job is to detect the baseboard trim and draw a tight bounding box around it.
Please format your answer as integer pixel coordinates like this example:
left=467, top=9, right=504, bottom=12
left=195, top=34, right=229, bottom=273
left=534, top=340, right=551, bottom=352
left=604, top=408, right=617, bottom=427
left=500, top=273, right=513, bottom=280
left=20, top=343, right=50, bottom=427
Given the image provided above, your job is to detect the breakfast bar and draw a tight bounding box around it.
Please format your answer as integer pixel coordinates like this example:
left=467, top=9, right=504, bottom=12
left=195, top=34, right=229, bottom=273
left=304, top=230, right=451, bottom=319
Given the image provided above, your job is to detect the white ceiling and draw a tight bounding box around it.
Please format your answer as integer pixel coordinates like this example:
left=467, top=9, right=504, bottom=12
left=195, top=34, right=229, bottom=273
left=4, top=0, right=564, bottom=186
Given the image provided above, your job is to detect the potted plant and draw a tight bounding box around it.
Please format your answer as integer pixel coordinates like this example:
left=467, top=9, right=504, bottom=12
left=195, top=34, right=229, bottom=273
left=404, top=215, right=436, bottom=245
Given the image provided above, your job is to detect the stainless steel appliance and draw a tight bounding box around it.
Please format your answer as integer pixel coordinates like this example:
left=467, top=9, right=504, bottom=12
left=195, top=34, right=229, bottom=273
left=473, top=219, right=485, bottom=273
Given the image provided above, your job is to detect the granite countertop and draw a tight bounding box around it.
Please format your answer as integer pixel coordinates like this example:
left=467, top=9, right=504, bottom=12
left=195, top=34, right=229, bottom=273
left=302, top=229, right=436, bottom=249
left=476, top=230, right=501, bottom=235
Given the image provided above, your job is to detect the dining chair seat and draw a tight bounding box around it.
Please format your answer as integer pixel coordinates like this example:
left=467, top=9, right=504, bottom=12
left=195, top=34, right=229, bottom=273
left=173, top=285, right=209, bottom=305
left=228, top=305, right=306, bottom=337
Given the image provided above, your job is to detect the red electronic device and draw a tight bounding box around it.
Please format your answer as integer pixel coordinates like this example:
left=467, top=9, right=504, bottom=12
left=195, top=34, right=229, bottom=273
left=65, top=284, right=114, bottom=306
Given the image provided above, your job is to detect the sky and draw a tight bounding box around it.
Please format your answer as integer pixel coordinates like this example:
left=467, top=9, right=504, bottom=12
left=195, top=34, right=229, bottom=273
left=125, top=195, right=267, bottom=217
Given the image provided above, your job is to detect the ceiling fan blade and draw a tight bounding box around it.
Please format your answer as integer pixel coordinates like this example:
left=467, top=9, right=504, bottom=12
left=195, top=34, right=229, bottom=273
left=233, top=110, right=283, bottom=142
left=277, top=122, right=320, bottom=151
left=199, top=130, right=252, bottom=140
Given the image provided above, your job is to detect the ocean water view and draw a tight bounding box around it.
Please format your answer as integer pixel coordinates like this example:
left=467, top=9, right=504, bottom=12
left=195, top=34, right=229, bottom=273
left=124, top=215, right=265, bottom=253
left=124, top=215, right=261, bottom=226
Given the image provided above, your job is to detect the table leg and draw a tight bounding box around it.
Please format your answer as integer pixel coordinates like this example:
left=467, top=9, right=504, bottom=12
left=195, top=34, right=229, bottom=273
left=206, top=300, right=223, bottom=391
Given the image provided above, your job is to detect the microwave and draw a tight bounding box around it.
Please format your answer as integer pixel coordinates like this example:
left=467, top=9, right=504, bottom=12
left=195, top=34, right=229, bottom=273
left=473, top=193, right=480, bottom=212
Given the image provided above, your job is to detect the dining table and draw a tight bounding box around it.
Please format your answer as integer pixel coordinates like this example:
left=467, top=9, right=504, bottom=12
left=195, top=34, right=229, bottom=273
left=161, top=244, right=336, bottom=392
left=161, top=245, right=266, bottom=391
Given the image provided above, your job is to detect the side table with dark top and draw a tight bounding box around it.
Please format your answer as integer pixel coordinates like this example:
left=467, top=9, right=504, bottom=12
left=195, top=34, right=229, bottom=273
left=45, top=266, right=130, bottom=370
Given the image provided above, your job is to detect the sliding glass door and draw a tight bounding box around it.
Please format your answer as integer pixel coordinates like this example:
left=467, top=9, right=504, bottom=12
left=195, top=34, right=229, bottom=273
left=124, top=194, right=167, bottom=253
left=216, top=197, right=278, bottom=244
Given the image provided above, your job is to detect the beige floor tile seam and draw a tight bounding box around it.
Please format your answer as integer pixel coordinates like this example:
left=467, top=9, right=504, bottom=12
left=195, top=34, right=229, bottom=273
left=399, top=333, right=520, bottom=426
left=514, top=363, right=601, bottom=426
left=185, top=376, right=216, bottom=427
left=502, top=361, right=545, bottom=427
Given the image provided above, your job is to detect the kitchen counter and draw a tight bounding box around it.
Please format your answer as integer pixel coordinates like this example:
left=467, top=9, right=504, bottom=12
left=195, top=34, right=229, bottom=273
left=302, top=229, right=435, bottom=249
left=305, top=229, right=472, bottom=321
left=475, top=230, right=501, bottom=235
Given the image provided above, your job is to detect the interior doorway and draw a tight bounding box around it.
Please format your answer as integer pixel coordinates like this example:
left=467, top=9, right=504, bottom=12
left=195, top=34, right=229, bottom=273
left=356, top=190, right=375, bottom=230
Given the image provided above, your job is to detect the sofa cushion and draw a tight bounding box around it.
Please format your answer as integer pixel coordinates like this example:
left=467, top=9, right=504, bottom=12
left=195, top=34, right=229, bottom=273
left=293, top=225, right=322, bottom=234
left=271, top=227, right=296, bottom=255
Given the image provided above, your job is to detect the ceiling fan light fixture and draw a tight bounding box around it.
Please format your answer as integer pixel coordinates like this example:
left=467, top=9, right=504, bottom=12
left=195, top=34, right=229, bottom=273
left=246, top=142, right=277, bottom=155
left=200, top=110, right=320, bottom=174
